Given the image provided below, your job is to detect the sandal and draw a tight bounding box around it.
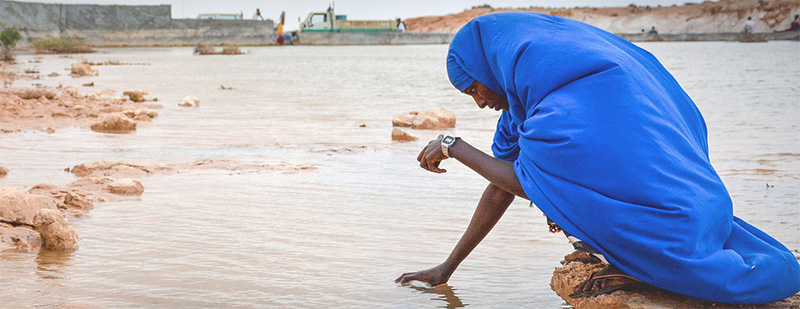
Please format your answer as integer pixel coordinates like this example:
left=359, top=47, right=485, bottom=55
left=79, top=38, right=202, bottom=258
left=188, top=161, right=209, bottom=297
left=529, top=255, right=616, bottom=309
left=569, top=265, right=648, bottom=298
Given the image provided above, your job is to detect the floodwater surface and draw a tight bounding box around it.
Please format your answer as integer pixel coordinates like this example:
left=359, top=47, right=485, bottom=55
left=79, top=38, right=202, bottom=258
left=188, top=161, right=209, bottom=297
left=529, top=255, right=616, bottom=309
left=0, top=42, right=798, bottom=307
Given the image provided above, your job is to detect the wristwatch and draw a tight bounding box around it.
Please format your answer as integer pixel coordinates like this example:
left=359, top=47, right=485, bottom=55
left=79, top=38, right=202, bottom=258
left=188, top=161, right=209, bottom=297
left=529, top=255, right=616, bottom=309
left=440, top=135, right=458, bottom=158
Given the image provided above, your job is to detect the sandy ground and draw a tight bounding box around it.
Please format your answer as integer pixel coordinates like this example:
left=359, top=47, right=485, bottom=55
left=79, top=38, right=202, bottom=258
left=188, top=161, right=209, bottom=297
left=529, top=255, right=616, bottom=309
left=405, top=0, right=800, bottom=34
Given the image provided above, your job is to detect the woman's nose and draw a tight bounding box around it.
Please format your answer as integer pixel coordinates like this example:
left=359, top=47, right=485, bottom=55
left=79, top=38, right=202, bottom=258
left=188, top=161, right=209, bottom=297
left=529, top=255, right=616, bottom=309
left=476, top=98, right=487, bottom=108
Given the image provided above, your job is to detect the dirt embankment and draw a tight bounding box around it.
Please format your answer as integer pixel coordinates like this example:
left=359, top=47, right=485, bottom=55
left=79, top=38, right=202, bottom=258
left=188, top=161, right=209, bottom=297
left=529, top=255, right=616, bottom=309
left=405, top=0, right=800, bottom=34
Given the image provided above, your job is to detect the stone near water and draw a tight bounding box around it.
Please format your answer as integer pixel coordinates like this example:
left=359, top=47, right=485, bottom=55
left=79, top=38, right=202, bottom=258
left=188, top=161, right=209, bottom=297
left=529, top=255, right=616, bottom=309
left=0, top=222, right=40, bottom=252
left=0, top=187, right=58, bottom=227
left=123, top=90, right=148, bottom=102
left=106, top=179, right=144, bottom=195
left=179, top=95, right=200, bottom=107
left=64, top=190, right=94, bottom=210
left=392, top=112, right=418, bottom=127
left=34, top=209, right=80, bottom=251
left=90, top=112, right=137, bottom=133
left=392, top=128, right=419, bottom=142
left=0, top=166, right=7, bottom=177
left=71, top=63, right=98, bottom=77
left=411, top=108, right=456, bottom=130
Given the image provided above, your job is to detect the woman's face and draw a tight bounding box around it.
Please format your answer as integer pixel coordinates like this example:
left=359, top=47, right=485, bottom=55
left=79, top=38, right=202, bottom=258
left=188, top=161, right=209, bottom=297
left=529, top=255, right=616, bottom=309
left=462, top=80, right=509, bottom=111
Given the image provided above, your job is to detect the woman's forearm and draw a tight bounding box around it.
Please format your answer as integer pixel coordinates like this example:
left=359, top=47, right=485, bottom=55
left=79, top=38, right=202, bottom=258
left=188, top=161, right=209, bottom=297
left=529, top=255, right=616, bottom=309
left=442, top=183, right=515, bottom=272
left=449, top=138, right=529, bottom=200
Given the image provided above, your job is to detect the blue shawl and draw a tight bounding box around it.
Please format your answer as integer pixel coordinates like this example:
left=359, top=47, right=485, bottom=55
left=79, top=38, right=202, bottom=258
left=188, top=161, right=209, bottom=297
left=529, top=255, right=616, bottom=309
left=446, top=12, right=799, bottom=304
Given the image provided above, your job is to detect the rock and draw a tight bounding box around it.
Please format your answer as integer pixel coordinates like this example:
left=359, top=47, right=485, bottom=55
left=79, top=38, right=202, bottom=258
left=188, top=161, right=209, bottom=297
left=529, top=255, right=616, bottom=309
left=45, top=127, right=55, bottom=134
left=15, top=88, right=57, bottom=100
left=90, top=112, right=136, bottom=133
left=48, top=72, right=59, bottom=77
left=34, top=209, right=79, bottom=251
left=71, top=62, right=98, bottom=76
left=0, top=187, right=58, bottom=227
left=71, top=161, right=156, bottom=177
left=0, top=166, right=7, bottom=177
left=179, top=95, right=200, bottom=107
left=551, top=261, right=800, bottom=308
left=106, top=179, right=144, bottom=195
left=0, top=222, right=40, bottom=252
left=64, top=190, right=94, bottom=210
left=81, top=81, right=94, bottom=87
left=391, top=128, right=419, bottom=142
left=27, top=183, right=60, bottom=197
left=392, top=112, right=418, bottom=127
left=63, top=86, right=79, bottom=97
left=123, top=90, right=148, bottom=103
left=122, top=108, right=158, bottom=120
left=411, top=108, right=456, bottom=130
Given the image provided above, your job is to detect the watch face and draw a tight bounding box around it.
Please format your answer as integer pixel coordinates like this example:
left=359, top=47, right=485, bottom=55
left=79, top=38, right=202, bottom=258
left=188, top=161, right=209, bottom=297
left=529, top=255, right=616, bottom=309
left=443, top=136, right=455, bottom=144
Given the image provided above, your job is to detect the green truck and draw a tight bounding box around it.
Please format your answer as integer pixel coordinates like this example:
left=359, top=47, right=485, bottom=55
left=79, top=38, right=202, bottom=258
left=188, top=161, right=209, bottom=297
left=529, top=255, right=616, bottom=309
left=299, top=7, right=398, bottom=33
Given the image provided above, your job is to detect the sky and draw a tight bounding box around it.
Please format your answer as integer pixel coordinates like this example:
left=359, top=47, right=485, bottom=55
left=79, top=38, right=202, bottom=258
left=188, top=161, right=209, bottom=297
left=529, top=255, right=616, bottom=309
left=15, top=0, right=694, bottom=30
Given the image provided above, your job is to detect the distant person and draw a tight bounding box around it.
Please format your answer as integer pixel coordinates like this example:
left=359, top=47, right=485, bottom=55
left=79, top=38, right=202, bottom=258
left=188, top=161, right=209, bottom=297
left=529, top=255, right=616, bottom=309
left=745, top=17, right=755, bottom=34
left=395, top=12, right=800, bottom=305
left=277, top=32, right=295, bottom=45
left=787, top=14, right=799, bottom=31
left=254, top=8, right=264, bottom=21
left=397, top=18, right=406, bottom=33
left=648, top=26, right=658, bottom=34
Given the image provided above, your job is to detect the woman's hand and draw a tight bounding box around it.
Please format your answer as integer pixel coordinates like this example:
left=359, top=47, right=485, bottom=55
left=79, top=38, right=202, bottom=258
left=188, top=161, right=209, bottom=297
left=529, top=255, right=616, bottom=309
left=395, top=263, right=453, bottom=287
left=417, top=135, right=449, bottom=173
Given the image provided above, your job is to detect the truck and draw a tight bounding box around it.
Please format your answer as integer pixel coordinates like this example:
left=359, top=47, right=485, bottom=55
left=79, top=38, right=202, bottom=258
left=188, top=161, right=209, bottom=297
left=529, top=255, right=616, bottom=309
left=299, top=7, right=397, bottom=33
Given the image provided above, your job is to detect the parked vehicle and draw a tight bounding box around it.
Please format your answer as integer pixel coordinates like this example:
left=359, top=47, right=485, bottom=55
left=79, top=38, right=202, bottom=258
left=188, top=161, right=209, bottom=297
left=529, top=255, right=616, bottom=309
left=300, top=7, right=397, bottom=32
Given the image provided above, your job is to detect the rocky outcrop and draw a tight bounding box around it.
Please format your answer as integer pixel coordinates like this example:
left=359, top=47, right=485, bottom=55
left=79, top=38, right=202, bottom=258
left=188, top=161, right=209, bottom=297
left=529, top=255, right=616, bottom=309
left=122, top=90, right=147, bottom=103
left=179, top=95, right=200, bottom=107
left=90, top=112, right=137, bottom=133
left=0, top=166, right=7, bottom=177
left=412, top=108, right=456, bottom=130
left=71, top=62, right=98, bottom=77
left=551, top=262, right=800, bottom=308
left=392, top=128, right=419, bottom=142
left=106, top=179, right=144, bottom=195
left=34, top=209, right=79, bottom=251
left=0, top=187, right=58, bottom=227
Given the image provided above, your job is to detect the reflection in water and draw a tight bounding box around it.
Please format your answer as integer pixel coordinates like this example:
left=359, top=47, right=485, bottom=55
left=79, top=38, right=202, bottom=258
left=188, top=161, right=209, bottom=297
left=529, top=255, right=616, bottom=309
left=36, top=249, right=74, bottom=280
left=416, top=284, right=465, bottom=309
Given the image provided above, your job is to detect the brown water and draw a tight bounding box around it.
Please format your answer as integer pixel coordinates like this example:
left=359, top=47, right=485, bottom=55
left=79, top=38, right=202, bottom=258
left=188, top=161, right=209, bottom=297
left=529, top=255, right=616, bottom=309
left=1, top=42, right=798, bottom=307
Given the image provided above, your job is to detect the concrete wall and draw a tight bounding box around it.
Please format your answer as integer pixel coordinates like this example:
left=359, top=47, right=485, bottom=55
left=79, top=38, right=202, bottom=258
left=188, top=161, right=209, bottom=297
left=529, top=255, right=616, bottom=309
left=0, top=0, right=276, bottom=46
left=295, top=32, right=454, bottom=45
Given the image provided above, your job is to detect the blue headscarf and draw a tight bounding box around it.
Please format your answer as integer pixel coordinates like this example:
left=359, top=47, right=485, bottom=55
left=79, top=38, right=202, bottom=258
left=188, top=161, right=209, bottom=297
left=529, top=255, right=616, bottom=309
left=447, top=12, right=799, bottom=304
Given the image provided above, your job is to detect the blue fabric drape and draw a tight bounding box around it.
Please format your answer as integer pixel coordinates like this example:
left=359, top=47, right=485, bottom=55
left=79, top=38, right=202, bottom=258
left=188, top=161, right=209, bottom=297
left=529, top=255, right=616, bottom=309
left=447, top=12, right=799, bottom=304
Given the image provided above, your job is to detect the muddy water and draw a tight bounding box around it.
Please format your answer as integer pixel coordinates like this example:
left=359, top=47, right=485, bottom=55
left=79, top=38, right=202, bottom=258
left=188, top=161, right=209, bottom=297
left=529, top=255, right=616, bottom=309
left=0, top=42, right=797, bottom=307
